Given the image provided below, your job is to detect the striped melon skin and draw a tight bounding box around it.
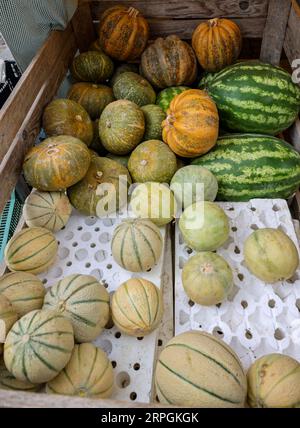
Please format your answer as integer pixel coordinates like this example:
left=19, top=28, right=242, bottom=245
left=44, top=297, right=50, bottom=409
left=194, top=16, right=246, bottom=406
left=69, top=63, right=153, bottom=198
left=204, top=61, right=300, bottom=134
left=4, top=227, right=58, bottom=274
left=4, top=309, right=74, bottom=384
left=156, top=86, right=189, bottom=113
left=0, top=272, right=45, bottom=317
left=43, top=274, right=110, bottom=343
left=46, top=343, right=114, bottom=398
left=0, top=294, right=18, bottom=343
left=24, top=190, right=72, bottom=233
left=0, top=359, right=39, bottom=391
left=111, top=278, right=163, bottom=336
left=192, top=134, right=300, bottom=201
left=247, top=354, right=300, bottom=408
left=111, top=219, right=163, bottom=272
left=155, top=330, right=247, bottom=407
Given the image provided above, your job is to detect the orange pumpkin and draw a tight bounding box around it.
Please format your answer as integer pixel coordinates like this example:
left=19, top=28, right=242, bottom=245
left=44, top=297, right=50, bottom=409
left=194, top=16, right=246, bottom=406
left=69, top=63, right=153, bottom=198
left=98, top=6, right=149, bottom=61
left=192, top=18, right=242, bottom=72
left=162, top=89, right=219, bottom=158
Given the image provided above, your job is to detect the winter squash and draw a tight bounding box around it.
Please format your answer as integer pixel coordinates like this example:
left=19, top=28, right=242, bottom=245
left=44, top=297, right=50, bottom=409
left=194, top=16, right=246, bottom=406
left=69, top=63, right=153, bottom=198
left=110, top=63, right=139, bottom=87
left=68, top=157, right=131, bottom=217
left=99, top=100, right=145, bottom=155
left=67, top=83, right=114, bottom=120
left=111, top=219, right=163, bottom=272
left=90, top=119, right=106, bottom=155
left=43, top=99, right=93, bottom=146
left=71, top=51, right=114, bottom=83
left=162, top=89, right=219, bottom=158
left=98, top=5, right=149, bottom=61
left=140, top=35, right=197, bottom=89
left=4, top=309, right=74, bottom=384
left=113, top=72, right=156, bottom=107
left=128, top=140, right=177, bottom=183
left=0, top=272, right=45, bottom=317
left=43, top=274, right=110, bottom=343
left=23, top=136, right=91, bottom=191
left=106, top=153, right=129, bottom=168
left=141, top=104, right=166, bottom=140
left=0, top=359, right=39, bottom=391
left=0, top=294, right=18, bottom=343
left=192, top=19, right=242, bottom=72
left=46, top=343, right=114, bottom=398
left=156, top=86, right=189, bottom=112
left=111, top=278, right=163, bottom=336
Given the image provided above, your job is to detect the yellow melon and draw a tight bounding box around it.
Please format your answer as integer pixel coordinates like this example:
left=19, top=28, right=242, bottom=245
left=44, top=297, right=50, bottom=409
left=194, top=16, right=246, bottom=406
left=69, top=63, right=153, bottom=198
left=0, top=294, right=18, bottom=344
left=0, top=359, right=39, bottom=391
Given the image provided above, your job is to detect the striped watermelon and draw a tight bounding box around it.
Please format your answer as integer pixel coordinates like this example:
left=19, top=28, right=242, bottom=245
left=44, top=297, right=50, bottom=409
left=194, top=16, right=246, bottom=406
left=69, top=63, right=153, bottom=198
left=156, top=86, right=189, bottom=112
left=203, top=61, right=300, bottom=134
left=192, top=134, right=300, bottom=201
left=0, top=359, right=40, bottom=391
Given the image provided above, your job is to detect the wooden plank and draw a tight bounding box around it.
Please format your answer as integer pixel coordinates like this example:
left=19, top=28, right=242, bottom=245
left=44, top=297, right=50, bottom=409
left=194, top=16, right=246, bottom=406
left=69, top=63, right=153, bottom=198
left=72, top=0, right=96, bottom=52
left=289, top=119, right=300, bottom=152
left=260, top=0, right=291, bottom=65
left=284, top=7, right=300, bottom=65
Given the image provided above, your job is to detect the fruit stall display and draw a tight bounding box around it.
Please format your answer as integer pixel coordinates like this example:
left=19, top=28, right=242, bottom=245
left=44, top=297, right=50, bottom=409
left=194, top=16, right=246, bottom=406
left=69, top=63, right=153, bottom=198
left=0, top=0, right=300, bottom=409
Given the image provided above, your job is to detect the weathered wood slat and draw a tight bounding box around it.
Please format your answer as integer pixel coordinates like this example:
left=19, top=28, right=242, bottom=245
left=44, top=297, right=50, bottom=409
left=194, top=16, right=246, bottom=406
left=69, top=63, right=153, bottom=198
left=72, top=0, right=96, bottom=52
left=284, top=7, right=300, bottom=66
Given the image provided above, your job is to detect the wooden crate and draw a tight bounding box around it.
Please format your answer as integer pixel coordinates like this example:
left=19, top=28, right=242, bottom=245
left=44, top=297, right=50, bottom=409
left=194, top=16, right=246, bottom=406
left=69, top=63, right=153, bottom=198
left=0, top=0, right=300, bottom=408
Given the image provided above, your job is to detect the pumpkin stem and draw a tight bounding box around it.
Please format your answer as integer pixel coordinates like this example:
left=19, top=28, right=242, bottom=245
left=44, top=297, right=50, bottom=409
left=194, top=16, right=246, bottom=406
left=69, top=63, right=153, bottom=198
left=140, top=159, right=148, bottom=166
left=166, top=114, right=175, bottom=126
left=208, top=18, right=219, bottom=27
left=75, top=114, right=83, bottom=122
left=127, top=7, right=139, bottom=18
left=106, top=120, right=112, bottom=129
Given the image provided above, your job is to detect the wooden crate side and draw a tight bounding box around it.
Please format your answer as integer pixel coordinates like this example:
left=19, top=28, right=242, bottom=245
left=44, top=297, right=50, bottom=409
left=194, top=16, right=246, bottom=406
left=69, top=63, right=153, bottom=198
left=72, top=0, right=97, bottom=51
left=284, top=6, right=300, bottom=66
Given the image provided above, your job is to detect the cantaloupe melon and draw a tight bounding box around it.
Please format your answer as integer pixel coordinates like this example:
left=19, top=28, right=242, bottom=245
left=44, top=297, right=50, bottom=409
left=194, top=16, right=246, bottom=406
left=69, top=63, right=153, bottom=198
left=155, top=330, right=247, bottom=407
left=46, top=343, right=114, bottom=398
left=0, top=294, right=18, bottom=344
left=0, top=359, right=39, bottom=391
left=43, top=274, right=110, bottom=343
left=111, top=278, right=163, bottom=336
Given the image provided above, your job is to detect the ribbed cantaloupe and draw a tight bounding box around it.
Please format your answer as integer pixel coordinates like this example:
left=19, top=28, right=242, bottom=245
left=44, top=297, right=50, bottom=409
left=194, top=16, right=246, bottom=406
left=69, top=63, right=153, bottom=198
left=0, top=359, right=39, bottom=391
left=112, top=278, right=163, bottom=337
left=4, top=227, right=58, bottom=274
left=43, top=274, right=110, bottom=343
left=23, top=190, right=72, bottom=232
left=155, top=330, right=247, bottom=407
left=0, top=272, right=45, bottom=317
left=0, top=294, right=18, bottom=343
left=46, top=343, right=114, bottom=398
left=4, top=309, right=74, bottom=384
left=111, top=219, right=163, bottom=272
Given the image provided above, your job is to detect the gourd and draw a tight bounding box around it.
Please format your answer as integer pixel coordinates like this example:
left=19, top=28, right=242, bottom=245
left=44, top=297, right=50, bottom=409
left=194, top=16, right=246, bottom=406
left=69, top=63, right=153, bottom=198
left=0, top=359, right=39, bottom=391
left=141, top=104, right=166, bottom=140
left=71, top=51, right=114, bottom=83
left=113, top=72, right=156, bottom=107
left=110, top=63, right=139, bottom=87
left=0, top=294, right=18, bottom=343
left=90, top=119, right=107, bottom=155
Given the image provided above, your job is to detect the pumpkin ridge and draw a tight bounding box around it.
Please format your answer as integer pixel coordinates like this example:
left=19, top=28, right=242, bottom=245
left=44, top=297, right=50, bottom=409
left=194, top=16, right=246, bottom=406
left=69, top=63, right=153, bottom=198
left=152, top=284, right=161, bottom=324
left=88, top=357, right=110, bottom=390
left=28, top=342, right=58, bottom=373
left=120, top=226, right=130, bottom=270
left=138, top=279, right=152, bottom=325
left=29, top=313, right=65, bottom=335
left=83, top=346, right=98, bottom=389
left=64, top=309, right=97, bottom=328
left=136, top=227, right=157, bottom=265
left=30, top=338, right=71, bottom=354
left=10, top=238, right=57, bottom=265
left=62, top=280, right=100, bottom=301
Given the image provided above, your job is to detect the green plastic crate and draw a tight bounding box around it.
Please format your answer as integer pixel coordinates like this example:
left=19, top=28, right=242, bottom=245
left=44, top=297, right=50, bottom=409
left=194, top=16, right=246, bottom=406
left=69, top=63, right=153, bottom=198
left=0, top=190, right=23, bottom=261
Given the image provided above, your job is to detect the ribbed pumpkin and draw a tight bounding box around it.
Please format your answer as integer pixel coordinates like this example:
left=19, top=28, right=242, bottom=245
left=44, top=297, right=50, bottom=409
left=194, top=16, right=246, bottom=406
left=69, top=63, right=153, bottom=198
left=46, top=343, right=114, bottom=398
left=128, top=140, right=177, bottom=183
left=4, top=227, right=58, bottom=274
left=141, top=104, right=166, bottom=140
left=182, top=252, right=233, bottom=306
left=4, top=309, right=74, bottom=384
left=0, top=272, right=45, bottom=317
left=90, top=119, right=107, bottom=155
left=140, top=35, right=197, bottom=89
left=113, top=72, right=156, bottom=107
left=43, top=99, right=93, bottom=146
left=89, top=39, right=102, bottom=52
left=67, top=83, right=114, bottom=120
left=0, top=359, right=39, bottom=391
left=112, top=278, right=163, bottom=336
left=0, top=294, right=18, bottom=343
left=192, top=18, right=242, bottom=72
left=23, top=136, right=91, bottom=191
left=99, top=100, right=145, bottom=155
left=106, top=153, right=129, bottom=168
left=155, top=330, right=247, bottom=407
left=98, top=5, right=149, bottom=61
left=110, top=63, right=139, bottom=87
left=68, top=157, right=131, bottom=217
left=162, top=89, right=219, bottom=158
left=111, top=219, right=163, bottom=272
left=43, top=274, right=110, bottom=343
left=71, top=51, right=114, bottom=83
left=23, top=190, right=72, bottom=232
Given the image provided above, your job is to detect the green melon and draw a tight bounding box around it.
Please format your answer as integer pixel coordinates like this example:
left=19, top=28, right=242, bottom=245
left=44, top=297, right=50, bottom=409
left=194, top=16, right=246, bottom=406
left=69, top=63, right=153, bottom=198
left=0, top=359, right=40, bottom=391
left=71, top=51, right=114, bottom=83
left=141, top=104, right=166, bottom=140
left=113, top=72, right=156, bottom=107
left=110, top=63, right=139, bottom=87
left=156, top=86, right=189, bottom=112
left=0, top=294, right=18, bottom=343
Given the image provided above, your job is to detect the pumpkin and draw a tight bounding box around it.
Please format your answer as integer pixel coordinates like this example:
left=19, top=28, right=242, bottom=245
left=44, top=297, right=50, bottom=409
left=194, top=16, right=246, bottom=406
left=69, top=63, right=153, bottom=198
left=4, top=309, right=74, bottom=384
left=90, top=119, right=107, bottom=155
left=43, top=274, right=110, bottom=343
left=128, top=140, right=177, bottom=183
left=0, top=272, right=45, bottom=317
left=155, top=330, right=246, bottom=407
left=23, top=190, right=72, bottom=232
left=106, top=153, right=129, bottom=168
left=162, top=89, right=219, bottom=158
left=140, top=35, right=197, bottom=89
left=89, top=149, right=99, bottom=159
left=111, top=219, right=163, bottom=272
left=111, top=278, right=163, bottom=336
left=23, top=136, right=91, bottom=191
left=131, top=182, right=177, bottom=226
left=113, top=72, right=156, bottom=107
left=71, top=51, right=114, bottom=83
left=170, top=165, right=218, bottom=209
left=68, top=157, right=131, bottom=217
left=67, top=83, right=114, bottom=120
left=192, top=18, right=242, bottom=72
left=89, top=40, right=103, bottom=52
left=0, top=359, right=39, bottom=391
left=248, top=354, right=300, bottom=408
left=43, top=99, right=93, bottom=146
left=141, top=104, right=166, bottom=140
left=5, top=227, right=58, bottom=274
left=46, top=343, right=114, bottom=398
left=0, top=294, right=18, bottom=343
left=99, top=100, right=145, bottom=155
left=110, top=63, right=139, bottom=87
left=179, top=202, right=229, bottom=251
left=182, top=252, right=233, bottom=306
left=98, top=5, right=149, bottom=61
left=244, top=228, right=299, bottom=283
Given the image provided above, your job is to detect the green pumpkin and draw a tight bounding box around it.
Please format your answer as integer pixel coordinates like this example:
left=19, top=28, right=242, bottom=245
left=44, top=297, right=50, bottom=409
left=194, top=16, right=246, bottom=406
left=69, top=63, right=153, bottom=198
left=106, top=153, right=130, bottom=168
left=110, top=63, right=139, bottom=87
left=71, top=51, right=114, bottom=83
left=99, top=100, right=145, bottom=155
left=113, top=72, right=156, bottom=107
left=90, top=119, right=107, bottom=155
left=141, top=104, right=165, bottom=140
